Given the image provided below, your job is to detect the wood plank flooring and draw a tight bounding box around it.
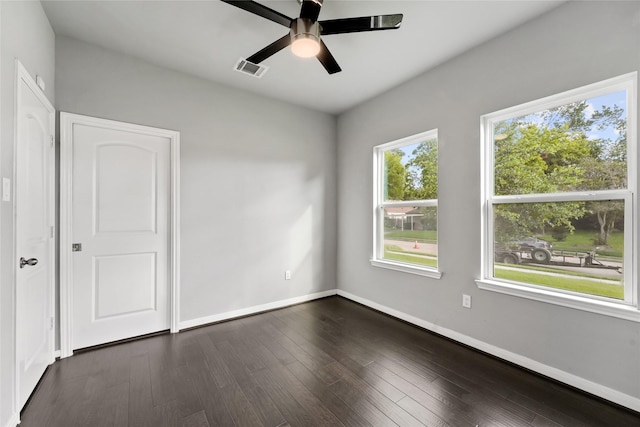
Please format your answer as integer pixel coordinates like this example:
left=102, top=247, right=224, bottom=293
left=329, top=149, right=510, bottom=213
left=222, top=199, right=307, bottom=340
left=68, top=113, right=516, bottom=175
left=20, top=296, right=640, bottom=426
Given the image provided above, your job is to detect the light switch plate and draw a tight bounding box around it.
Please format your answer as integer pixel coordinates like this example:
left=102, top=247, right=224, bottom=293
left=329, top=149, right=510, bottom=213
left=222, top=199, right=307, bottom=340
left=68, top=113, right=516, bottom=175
left=2, top=177, right=10, bottom=202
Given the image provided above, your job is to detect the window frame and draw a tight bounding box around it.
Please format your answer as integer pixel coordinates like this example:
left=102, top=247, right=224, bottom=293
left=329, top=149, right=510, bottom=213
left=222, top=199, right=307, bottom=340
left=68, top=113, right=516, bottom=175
left=371, top=129, right=442, bottom=279
left=477, top=72, right=639, bottom=321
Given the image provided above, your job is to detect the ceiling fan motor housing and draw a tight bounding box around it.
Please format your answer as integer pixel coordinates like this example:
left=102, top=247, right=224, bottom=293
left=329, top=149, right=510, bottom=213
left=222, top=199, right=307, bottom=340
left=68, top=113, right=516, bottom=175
left=291, top=17, right=320, bottom=39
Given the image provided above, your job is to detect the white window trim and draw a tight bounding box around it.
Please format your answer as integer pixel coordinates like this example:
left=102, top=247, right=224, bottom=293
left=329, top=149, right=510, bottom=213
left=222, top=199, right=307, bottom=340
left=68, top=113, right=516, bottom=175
left=372, top=129, right=441, bottom=278
left=478, top=72, right=639, bottom=322
left=371, top=259, right=443, bottom=279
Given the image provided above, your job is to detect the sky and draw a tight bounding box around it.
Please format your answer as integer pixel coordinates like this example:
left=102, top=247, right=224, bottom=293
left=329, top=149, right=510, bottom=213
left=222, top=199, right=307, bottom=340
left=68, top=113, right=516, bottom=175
left=584, top=90, right=626, bottom=141
left=506, top=89, right=627, bottom=144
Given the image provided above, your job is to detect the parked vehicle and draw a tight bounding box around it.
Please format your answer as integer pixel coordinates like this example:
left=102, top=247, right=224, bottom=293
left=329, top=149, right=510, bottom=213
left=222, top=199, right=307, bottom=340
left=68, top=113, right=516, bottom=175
left=495, top=237, right=553, bottom=264
left=512, top=237, right=552, bottom=251
left=494, top=237, right=621, bottom=273
left=513, top=237, right=553, bottom=263
left=494, top=248, right=521, bottom=264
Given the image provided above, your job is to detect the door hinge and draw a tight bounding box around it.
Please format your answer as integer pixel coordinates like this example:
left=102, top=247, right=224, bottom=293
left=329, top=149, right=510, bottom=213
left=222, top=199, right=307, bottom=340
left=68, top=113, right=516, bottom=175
left=50, top=317, right=54, bottom=330
left=50, top=226, right=54, bottom=238
left=50, top=135, right=54, bottom=148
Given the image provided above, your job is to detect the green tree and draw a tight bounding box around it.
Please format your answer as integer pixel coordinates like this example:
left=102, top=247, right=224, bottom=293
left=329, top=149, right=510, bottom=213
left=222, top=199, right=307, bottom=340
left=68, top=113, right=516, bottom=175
left=493, top=123, right=589, bottom=241
left=578, top=158, right=626, bottom=244
left=495, top=123, right=590, bottom=196
left=494, top=95, right=627, bottom=246
left=405, top=139, right=437, bottom=200
left=384, top=150, right=406, bottom=200
left=542, top=100, right=593, bottom=133
left=539, top=98, right=627, bottom=245
left=592, top=104, right=626, bottom=161
left=589, top=200, right=624, bottom=245
left=577, top=103, right=626, bottom=245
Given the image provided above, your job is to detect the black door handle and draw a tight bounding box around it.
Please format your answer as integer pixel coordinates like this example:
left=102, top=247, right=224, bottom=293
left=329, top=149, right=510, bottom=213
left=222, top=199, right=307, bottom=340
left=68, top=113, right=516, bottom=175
left=19, top=257, right=38, bottom=269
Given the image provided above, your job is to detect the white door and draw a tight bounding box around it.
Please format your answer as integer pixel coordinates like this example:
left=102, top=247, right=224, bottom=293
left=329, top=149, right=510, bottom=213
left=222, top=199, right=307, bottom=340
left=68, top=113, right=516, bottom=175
left=15, top=62, right=55, bottom=410
left=64, top=115, right=175, bottom=351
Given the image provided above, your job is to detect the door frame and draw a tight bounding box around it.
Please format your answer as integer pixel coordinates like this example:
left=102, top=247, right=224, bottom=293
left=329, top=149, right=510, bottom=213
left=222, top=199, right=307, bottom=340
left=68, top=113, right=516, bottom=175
left=13, top=60, right=56, bottom=413
left=59, top=113, right=181, bottom=358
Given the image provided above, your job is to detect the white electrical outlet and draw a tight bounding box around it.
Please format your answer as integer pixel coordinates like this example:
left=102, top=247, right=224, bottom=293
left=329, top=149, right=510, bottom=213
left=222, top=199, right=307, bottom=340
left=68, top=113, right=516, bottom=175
left=285, top=270, right=291, bottom=280
left=462, top=294, right=472, bottom=308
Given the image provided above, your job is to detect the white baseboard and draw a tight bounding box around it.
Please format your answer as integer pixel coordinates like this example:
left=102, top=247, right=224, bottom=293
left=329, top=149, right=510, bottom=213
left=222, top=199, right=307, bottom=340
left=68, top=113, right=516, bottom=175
left=337, top=289, right=640, bottom=413
left=2, top=413, right=19, bottom=427
left=178, top=289, right=338, bottom=330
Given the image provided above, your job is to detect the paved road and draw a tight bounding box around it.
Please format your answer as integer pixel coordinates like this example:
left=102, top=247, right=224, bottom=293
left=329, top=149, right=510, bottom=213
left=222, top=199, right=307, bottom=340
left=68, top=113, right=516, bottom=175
left=386, top=238, right=622, bottom=280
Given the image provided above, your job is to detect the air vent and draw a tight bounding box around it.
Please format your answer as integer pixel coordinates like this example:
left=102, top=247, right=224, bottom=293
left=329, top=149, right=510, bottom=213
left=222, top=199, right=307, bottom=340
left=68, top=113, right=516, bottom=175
left=234, top=58, right=269, bottom=78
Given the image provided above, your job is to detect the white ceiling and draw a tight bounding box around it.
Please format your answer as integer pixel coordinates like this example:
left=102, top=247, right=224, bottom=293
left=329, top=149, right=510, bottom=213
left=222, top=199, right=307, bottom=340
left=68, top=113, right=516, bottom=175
left=41, top=0, right=564, bottom=115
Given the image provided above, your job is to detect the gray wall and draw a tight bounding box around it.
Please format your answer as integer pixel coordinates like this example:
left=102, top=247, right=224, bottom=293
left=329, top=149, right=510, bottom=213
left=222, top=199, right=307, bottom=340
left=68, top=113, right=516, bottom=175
left=0, top=1, right=55, bottom=425
left=336, top=1, right=640, bottom=401
left=54, top=36, right=337, bottom=324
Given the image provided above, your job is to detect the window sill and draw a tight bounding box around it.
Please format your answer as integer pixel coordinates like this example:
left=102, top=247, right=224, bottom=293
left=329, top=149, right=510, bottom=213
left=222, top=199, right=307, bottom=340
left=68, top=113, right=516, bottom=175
left=371, top=259, right=442, bottom=279
left=476, top=279, right=640, bottom=322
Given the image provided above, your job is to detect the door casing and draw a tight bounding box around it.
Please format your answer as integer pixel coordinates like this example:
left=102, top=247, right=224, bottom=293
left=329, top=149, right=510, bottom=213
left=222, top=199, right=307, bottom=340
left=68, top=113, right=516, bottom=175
left=59, top=113, right=181, bottom=358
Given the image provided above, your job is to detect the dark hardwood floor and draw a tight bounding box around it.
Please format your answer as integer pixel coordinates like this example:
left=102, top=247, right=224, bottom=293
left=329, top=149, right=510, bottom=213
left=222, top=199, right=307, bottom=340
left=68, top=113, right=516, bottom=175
left=20, top=296, right=640, bottom=426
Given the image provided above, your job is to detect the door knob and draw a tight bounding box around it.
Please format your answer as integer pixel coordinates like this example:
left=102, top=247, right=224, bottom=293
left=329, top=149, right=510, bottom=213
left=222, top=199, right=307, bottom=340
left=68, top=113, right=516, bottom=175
left=19, top=257, right=38, bottom=269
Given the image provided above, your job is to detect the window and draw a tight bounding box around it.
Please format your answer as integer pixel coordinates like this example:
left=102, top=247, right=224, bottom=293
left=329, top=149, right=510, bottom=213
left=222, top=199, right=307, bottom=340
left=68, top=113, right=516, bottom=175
left=372, top=130, right=440, bottom=278
left=479, top=73, right=638, bottom=320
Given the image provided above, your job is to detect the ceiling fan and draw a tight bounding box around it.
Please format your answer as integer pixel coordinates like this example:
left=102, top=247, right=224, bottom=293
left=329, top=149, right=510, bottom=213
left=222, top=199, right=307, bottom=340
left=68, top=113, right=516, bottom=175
left=220, top=0, right=403, bottom=74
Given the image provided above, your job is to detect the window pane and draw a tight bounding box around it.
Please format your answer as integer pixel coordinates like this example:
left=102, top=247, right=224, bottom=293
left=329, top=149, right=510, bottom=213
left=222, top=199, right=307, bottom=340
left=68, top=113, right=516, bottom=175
left=383, top=206, right=437, bottom=268
left=383, top=138, right=437, bottom=201
left=494, top=91, right=627, bottom=196
left=493, top=201, right=624, bottom=300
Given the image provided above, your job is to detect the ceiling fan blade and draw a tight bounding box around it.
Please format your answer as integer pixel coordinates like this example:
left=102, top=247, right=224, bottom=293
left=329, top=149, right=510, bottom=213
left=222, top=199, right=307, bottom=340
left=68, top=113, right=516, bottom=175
left=220, top=0, right=293, bottom=28
left=317, top=40, right=341, bottom=74
left=320, top=14, right=403, bottom=35
left=300, top=0, right=323, bottom=22
left=247, top=34, right=291, bottom=64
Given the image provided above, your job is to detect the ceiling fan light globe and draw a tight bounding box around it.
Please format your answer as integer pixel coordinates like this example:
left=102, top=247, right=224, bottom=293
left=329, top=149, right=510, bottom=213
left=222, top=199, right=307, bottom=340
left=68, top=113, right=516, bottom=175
left=290, top=18, right=321, bottom=58
left=291, top=37, right=320, bottom=58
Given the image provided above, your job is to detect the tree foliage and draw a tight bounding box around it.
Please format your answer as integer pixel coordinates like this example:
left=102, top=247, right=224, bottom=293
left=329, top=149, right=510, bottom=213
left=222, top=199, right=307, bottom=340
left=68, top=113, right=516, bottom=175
left=384, top=140, right=437, bottom=201
left=406, top=139, right=438, bottom=200
left=384, top=150, right=406, bottom=200
left=494, top=96, right=627, bottom=245
left=494, top=123, right=589, bottom=196
left=382, top=94, right=627, bottom=247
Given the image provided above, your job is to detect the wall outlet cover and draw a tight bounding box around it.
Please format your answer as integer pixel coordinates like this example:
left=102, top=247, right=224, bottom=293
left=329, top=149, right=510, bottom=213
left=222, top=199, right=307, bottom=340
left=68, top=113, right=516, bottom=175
left=462, top=294, right=472, bottom=308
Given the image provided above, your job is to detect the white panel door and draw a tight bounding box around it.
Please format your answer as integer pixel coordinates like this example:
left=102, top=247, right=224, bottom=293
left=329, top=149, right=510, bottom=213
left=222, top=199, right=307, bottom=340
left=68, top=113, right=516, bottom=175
left=15, top=63, right=55, bottom=410
left=70, top=120, right=171, bottom=350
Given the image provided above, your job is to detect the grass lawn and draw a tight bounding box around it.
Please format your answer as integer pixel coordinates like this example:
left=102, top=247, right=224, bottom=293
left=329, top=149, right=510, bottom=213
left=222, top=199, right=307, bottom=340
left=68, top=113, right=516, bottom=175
left=497, top=262, right=621, bottom=281
left=385, top=244, right=436, bottom=257
left=494, top=268, right=623, bottom=299
left=540, top=229, right=623, bottom=258
left=384, top=229, right=437, bottom=242
left=384, top=250, right=438, bottom=268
